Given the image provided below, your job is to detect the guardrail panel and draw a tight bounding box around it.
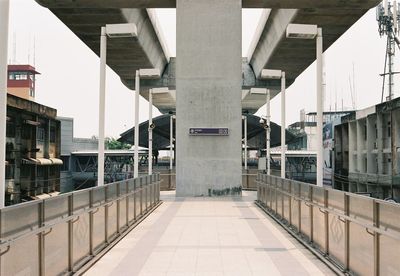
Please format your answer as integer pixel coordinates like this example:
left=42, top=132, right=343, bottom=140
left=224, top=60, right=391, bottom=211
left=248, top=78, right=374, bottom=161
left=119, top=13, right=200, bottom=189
left=0, top=174, right=161, bottom=275
left=1, top=201, right=40, bottom=238
left=44, top=222, right=69, bottom=275
left=1, top=232, right=40, bottom=276
left=328, top=213, right=346, bottom=265
left=348, top=222, right=373, bottom=275
left=312, top=187, right=326, bottom=252
left=92, top=206, right=106, bottom=253
left=107, top=202, right=118, bottom=239
left=380, top=201, right=400, bottom=275
left=44, top=194, right=69, bottom=223
left=73, top=212, right=90, bottom=266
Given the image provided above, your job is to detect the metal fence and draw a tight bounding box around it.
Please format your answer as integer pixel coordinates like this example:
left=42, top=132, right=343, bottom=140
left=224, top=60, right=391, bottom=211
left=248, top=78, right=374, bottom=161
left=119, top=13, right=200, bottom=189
left=256, top=173, right=400, bottom=276
left=0, top=174, right=161, bottom=276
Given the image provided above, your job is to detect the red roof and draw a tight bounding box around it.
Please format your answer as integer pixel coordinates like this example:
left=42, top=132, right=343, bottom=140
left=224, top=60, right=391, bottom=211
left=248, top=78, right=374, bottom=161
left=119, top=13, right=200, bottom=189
left=7, top=65, right=40, bottom=74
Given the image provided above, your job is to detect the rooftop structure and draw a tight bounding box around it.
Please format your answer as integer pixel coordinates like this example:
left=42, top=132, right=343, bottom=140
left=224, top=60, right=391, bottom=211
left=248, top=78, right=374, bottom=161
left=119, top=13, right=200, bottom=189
left=7, top=64, right=40, bottom=101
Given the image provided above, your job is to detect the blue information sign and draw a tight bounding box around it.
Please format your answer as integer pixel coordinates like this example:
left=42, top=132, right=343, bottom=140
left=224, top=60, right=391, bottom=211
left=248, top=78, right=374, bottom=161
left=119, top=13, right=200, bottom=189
left=189, top=128, right=229, bottom=136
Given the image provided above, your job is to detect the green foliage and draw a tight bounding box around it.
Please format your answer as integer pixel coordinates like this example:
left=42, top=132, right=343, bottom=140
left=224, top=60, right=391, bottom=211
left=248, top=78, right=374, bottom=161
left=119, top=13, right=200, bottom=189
left=105, top=137, right=131, bottom=150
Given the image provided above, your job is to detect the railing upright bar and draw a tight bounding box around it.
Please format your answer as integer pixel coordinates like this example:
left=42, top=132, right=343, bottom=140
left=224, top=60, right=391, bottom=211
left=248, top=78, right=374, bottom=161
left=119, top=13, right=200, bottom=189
left=68, top=194, right=74, bottom=272
left=344, top=193, right=350, bottom=271
left=310, top=187, right=314, bottom=243
left=373, top=200, right=380, bottom=276
left=116, top=182, right=121, bottom=234
left=38, top=201, right=45, bottom=276
left=125, top=180, right=129, bottom=227
left=289, top=180, right=292, bottom=226
left=324, top=189, right=329, bottom=255
left=298, top=184, right=301, bottom=234
left=140, top=177, right=143, bottom=217
left=104, top=186, right=109, bottom=244
left=89, top=189, right=94, bottom=256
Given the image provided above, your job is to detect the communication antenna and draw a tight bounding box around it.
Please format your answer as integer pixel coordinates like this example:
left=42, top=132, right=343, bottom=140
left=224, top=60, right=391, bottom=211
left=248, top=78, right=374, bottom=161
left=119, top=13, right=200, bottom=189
left=377, top=0, right=400, bottom=102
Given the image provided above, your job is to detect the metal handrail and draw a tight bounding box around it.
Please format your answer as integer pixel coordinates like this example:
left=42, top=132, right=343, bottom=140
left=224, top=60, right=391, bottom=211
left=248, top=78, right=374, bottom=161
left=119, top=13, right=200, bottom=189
left=0, top=174, right=162, bottom=275
left=256, top=173, right=400, bottom=276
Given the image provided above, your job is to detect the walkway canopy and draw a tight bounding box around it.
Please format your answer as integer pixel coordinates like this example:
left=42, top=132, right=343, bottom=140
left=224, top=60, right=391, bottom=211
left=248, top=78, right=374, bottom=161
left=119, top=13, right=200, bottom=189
left=118, top=114, right=295, bottom=150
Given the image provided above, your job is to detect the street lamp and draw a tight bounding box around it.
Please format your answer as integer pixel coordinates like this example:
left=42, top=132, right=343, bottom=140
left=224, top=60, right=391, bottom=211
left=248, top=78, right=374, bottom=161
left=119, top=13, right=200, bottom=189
left=287, top=23, right=323, bottom=187
left=134, top=68, right=161, bottom=178
left=0, top=0, right=10, bottom=207
left=260, top=69, right=286, bottom=178
left=98, top=23, right=138, bottom=187
left=148, top=87, right=169, bottom=175
left=250, top=88, right=271, bottom=175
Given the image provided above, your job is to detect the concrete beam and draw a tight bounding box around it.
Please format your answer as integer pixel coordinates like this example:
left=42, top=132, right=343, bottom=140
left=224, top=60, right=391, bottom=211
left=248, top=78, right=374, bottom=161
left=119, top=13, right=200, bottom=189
left=37, top=0, right=381, bottom=9
left=41, top=7, right=169, bottom=88
left=249, top=4, right=381, bottom=80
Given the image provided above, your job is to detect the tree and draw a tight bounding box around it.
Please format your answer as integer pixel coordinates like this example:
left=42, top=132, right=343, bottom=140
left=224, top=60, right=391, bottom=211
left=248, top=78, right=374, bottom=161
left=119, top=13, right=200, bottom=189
left=105, top=137, right=131, bottom=150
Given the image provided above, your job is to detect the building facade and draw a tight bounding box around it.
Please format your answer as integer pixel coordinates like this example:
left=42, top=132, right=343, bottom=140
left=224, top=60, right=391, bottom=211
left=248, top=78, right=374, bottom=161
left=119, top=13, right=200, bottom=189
left=334, top=98, right=400, bottom=201
left=5, top=94, right=62, bottom=205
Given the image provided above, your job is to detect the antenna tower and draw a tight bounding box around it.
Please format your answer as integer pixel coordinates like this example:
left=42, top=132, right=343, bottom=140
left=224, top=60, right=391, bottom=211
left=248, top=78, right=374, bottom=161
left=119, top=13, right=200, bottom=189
left=377, top=0, right=400, bottom=102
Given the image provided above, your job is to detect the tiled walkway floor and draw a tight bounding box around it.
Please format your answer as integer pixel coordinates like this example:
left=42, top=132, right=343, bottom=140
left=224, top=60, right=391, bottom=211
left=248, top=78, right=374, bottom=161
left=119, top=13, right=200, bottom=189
left=85, top=191, right=335, bottom=276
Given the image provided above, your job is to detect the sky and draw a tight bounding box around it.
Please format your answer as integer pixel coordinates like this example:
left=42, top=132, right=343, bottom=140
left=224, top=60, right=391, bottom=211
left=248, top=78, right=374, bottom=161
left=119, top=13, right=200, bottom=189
left=7, top=0, right=396, bottom=138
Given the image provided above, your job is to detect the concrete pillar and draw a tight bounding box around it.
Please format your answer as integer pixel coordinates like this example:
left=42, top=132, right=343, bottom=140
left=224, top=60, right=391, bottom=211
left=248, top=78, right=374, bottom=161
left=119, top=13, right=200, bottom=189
left=0, top=0, right=10, bottom=207
left=176, top=0, right=242, bottom=196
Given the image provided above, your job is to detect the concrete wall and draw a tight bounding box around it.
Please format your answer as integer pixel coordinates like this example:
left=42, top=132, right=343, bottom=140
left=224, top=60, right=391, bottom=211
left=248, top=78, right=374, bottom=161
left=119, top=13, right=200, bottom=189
left=176, top=0, right=242, bottom=196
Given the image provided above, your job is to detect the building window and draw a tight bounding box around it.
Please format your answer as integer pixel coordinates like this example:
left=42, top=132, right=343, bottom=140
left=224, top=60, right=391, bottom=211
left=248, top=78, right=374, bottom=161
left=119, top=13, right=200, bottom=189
left=61, top=156, right=70, bottom=171
left=20, top=165, right=31, bottom=178
left=388, top=121, right=391, bottom=138
left=6, top=121, right=15, bottom=138
left=37, top=167, right=45, bottom=177
left=37, top=127, right=45, bottom=141
left=5, top=164, right=14, bottom=180
left=22, top=125, right=32, bottom=140
left=8, top=74, right=14, bottom=80
left=50, top=127, right=56, bottom=143
left=364, top=125, right=367, bottom=141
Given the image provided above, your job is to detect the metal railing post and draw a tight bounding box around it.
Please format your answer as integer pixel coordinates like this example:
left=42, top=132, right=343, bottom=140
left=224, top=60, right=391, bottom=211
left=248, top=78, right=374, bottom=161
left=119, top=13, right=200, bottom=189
left=133, top=180, right=137, bottom=221
left=289, top=180, right=292, bottom=226
left=344, top=194, right=350, bottom=271
left=140, top=178, right=143, bottom=216
left=89, top=190, right=94, bottom=255
left=125, top=181, right=129, bottom=227
left=38, top=201, right=45, bottom=276
left=310, top=187, right=314, bottom=243
left=281, top=180, right=285, bottom=220
left=68, top=194, right=74, bottom=272
left=324, top=189, right=329, bottom=255
left=298, top=184, right=302, bottom=233
left=373, top=200, right=380, bottom=276
left=116, top=183, right=121, bottom=234
left=104, top=186, right=109, bottom=244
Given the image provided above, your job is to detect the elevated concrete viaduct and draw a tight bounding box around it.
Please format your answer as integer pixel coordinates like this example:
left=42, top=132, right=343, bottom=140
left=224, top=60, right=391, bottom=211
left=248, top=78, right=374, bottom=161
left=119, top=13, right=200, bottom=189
left=34, top=0, right=381, bottom=196
left=37, top=0, right=380, bottom=9
left=35, top=0, right=381, bottom=112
